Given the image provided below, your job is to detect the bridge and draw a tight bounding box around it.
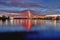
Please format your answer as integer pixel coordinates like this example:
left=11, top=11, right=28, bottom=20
left=9, top=10, right=45, bottom=19
left=9, top=10, right=60, bottom=20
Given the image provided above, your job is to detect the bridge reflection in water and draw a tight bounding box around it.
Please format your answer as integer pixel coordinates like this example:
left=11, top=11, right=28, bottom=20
left=0, top=19, right=60, bottom=32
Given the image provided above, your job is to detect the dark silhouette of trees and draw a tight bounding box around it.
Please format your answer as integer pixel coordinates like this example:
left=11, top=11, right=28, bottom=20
left=0, top=15, right=9, bottom=20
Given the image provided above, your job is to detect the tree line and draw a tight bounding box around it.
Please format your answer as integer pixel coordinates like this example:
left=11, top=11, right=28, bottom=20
left=0, top=15, right=10, bottom=20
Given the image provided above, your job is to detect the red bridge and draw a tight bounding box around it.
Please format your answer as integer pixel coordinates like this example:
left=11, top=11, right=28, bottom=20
left=10, top=10, right=45, bottom=19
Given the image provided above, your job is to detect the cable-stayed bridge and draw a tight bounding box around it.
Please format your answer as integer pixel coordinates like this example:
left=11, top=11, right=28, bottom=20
left=6, top=10, right=60, bottom=20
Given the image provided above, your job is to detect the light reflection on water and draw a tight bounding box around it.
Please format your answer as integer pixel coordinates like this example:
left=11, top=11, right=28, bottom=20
left=0, top=19, right=60, bottom=32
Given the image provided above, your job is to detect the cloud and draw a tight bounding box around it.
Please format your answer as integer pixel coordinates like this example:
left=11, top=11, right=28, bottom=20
left=0, top=0, right=60, bottom=14
left=0, top=0, right=47, bottom=8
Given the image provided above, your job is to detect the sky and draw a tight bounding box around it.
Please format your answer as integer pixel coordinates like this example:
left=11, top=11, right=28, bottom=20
left=0, top=0, right=60, bottom=14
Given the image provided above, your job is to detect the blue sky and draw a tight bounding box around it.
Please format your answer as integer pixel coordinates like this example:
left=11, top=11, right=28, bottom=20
left=0, top=0, right=60, bottom=14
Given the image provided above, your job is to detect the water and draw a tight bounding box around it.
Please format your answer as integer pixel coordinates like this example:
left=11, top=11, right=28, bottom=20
left=0, top=19, right=60, bottom=39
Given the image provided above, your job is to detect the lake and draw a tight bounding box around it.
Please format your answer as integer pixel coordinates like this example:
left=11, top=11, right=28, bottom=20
left=0, top=19, right=60, bottom=39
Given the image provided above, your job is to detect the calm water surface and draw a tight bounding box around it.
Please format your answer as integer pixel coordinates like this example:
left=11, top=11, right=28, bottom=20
left=0, top=19, right=60, bottom=38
